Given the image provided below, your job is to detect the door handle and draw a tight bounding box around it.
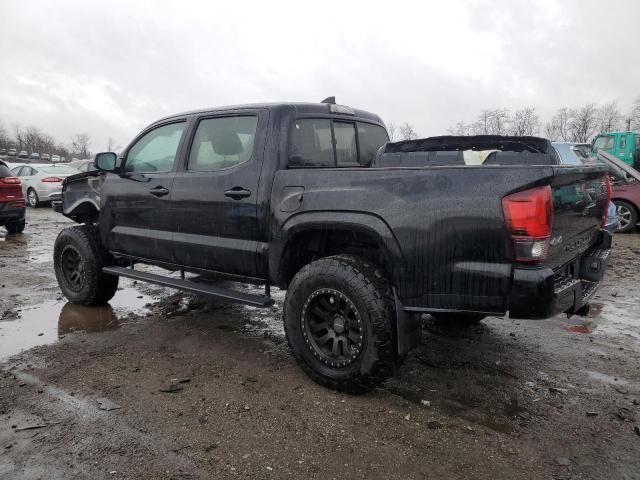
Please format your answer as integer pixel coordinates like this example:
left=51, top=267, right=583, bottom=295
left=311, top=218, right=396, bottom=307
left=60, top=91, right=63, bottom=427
left=149, top=186, right=170, bottom=197
left=224, top=187, right=251, bottom=200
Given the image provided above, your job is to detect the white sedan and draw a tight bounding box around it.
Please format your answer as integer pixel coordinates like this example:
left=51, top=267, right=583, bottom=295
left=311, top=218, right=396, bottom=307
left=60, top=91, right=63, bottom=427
left=11, top=163, right=81, bottom=207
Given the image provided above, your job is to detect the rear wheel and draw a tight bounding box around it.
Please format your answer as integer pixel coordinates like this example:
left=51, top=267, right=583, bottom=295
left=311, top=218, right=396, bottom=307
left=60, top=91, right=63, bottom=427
left=614, top=200, right=637, bottom=233
left=27, top=188, right=40, bottom=208
left=284, top=255, right=398, bottom=393
left=5, top=219, right=25, bottom=234
left=54, top=225, right=119, bottom=305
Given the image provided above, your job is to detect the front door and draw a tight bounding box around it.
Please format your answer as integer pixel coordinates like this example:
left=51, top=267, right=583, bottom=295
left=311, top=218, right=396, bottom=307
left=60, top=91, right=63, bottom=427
left=101, top=120, right=187, bottom=264
left=170, top=111, right=267, bottom=278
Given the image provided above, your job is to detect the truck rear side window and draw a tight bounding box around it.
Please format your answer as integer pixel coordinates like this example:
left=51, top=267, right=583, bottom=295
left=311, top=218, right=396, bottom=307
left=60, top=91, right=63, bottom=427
left=357, top=122, right=389, bottom=166
left=289, top=119, right=388, bottom=168
left=188, top=116, right=258, bottom=171
left=334, top=121, right=358, bottom=166
left=288, top=119, right=335, bottom=167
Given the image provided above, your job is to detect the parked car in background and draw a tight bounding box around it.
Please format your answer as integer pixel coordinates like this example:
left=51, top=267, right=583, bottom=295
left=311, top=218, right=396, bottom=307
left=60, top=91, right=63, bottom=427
left=7, top=149, right=17, bottom=157
left=552, top=142, right=619, bottom=233
left=51, top=155, right=61, bottom=163
left=592, top=131, right=640, bottom=168
left=0, top=148, right=6, bottom=156
left=11, top=163, right=81, bottom=207
left=69, top=159, right=96, bottom=172
left=0, top=160, right=26, bottom=233
left=41, top=153, right=50, bottom=162
left=595, top=151, right=640, bottom=233
left=18, top=151, right=28, bottom=159
left=29, top=153, right=40, bottom=162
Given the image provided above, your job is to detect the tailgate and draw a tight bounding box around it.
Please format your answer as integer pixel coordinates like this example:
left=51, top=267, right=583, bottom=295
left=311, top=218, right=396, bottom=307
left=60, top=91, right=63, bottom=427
left=545, top=165, right=610, bottom=270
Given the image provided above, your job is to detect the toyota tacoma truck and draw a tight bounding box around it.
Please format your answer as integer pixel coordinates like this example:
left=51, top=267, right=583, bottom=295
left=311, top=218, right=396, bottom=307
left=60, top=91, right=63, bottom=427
left=53, top=99, right=612, bottom=392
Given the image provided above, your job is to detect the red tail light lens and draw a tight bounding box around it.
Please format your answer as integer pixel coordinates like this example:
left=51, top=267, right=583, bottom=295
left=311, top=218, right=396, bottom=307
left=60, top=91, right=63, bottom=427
left=42, top=177, right=63, bottom=183
left=601, top=176, right=612, bottom=228
left=502, top=185, right=554, bottom=264
left=0, top=177, right=21, bottom=185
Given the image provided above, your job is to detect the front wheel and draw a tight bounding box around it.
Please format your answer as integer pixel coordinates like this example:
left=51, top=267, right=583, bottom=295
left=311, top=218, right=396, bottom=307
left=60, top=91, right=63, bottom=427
left=284, top=255, right=398, bottom=393
left=614, top=200, right=637, bottom=233
left=54, top=225, right=119, bottom=305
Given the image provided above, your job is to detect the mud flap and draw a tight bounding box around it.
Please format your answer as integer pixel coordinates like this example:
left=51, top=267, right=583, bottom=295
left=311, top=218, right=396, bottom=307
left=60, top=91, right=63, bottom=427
left=393, top=287, right=422, bottom=356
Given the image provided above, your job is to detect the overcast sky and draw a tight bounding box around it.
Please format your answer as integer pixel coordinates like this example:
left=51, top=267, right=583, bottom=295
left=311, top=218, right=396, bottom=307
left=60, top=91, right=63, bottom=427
left=1, top=0, right=639, bottom=151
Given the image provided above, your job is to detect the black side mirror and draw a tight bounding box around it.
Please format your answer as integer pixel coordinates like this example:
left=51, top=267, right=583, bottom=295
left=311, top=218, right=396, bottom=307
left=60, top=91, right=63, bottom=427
left=94, top=152, right=118, bottom=172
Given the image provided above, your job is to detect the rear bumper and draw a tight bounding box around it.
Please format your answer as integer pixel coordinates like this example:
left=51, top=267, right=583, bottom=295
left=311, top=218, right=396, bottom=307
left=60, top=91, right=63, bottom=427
left=0, top=202, right=26, bottom=225
left=508, top=230, right=612, bottom=319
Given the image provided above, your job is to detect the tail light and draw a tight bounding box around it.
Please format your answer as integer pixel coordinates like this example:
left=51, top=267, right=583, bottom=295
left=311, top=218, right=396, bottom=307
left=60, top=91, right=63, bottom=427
left=601, top=176, right=612, bottom=228
left=0, top=177, right=21, bottom=185
left=502, top=185, right=554, bottom=264
left=42, top=177, right=63, bottom=183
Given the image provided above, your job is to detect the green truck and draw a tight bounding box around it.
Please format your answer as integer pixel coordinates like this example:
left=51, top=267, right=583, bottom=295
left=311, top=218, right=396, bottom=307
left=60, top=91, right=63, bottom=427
left=592, top=131, right=640, bottom=168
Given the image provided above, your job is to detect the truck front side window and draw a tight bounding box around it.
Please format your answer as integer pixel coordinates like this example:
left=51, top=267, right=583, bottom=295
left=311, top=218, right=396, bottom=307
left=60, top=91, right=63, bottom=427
left=125, top=122, right=185, bottom=173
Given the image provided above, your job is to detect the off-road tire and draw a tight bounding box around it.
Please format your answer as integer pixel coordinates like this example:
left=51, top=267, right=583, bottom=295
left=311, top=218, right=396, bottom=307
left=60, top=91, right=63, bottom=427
left=5, top=219, right=25, bottom=234
left=432, top=313, right=485, bottom=326
left=54, top=225, right=119, bottom=305
left=614, top=200, right=637, bottom=233
left=284, top=255, right=398, bottom=393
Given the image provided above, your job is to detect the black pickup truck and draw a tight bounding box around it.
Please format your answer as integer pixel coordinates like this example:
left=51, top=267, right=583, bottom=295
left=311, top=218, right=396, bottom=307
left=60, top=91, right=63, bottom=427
left=53, top=99, right=612, bottom=392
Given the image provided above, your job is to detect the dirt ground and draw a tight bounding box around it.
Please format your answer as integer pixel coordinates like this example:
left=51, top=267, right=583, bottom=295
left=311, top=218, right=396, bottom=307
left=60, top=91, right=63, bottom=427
left=1, top=208, right=639, bottom=480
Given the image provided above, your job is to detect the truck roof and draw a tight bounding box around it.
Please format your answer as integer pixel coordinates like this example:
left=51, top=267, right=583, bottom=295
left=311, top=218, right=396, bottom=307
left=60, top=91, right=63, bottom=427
left=154, top=102, right=385, bottom=126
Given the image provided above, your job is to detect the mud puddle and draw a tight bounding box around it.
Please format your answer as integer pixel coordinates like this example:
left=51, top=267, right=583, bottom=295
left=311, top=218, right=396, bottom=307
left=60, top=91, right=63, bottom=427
left=0, top=280, right=156, bottom=361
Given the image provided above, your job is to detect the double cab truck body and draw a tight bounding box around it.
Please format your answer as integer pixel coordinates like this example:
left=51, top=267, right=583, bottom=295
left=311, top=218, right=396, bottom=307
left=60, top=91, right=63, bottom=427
left=54, top=101, right=612, bottom=391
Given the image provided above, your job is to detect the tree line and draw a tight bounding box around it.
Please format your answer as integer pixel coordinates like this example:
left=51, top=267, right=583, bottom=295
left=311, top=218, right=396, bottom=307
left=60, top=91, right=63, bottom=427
left=447, top=96, right=640, bottom=143
left=0, top=119, right=101, bottom=159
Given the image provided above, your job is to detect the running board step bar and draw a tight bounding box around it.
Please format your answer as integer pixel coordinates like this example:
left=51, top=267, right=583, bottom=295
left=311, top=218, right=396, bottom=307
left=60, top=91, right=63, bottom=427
left=102, top=266, right=274, bottom=308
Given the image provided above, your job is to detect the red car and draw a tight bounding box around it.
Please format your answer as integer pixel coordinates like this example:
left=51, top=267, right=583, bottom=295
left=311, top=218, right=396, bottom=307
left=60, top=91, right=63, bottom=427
left=0, top=160, right=25, bottom=233
left=599, top=151, right=640, bottom=233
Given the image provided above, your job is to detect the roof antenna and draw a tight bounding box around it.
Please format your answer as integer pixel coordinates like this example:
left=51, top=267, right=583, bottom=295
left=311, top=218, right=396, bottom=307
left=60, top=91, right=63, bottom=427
left=321, top=96, right=336, bottom=104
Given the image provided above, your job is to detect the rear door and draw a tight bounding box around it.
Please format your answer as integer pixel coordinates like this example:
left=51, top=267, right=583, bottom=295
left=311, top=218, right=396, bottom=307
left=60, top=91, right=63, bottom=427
left=15, top=166, right=34, bottom=198
left=170, top=110, right=267, bottom=277
left=101, top=120, right=187, bottom=263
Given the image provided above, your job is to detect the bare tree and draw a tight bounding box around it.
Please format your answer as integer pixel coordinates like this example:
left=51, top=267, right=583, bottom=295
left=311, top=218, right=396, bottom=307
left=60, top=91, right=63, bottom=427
left=489, top=109, right=511, bottom=135
left=471, top=109, right=511, bottom=135
left=0, top=120, right=10, bottom=147
left=597, top=102, right=622, bottom=133
left=510, top=107, right=540, bottom=136
left=568, top=104, right=599, bottom=143
left=71, top=133, right=92, bottom=159
left=386, top=122, right=397, bottom=141
left=23, top=125, right=48, bottom=153
left=544, top=108, right=571, bottom=141
left=13, top=123, right=26, bottom=150
left=398, top=122, right=418, bottom=140
left=472, top=110, right=492, bottom=135
left=106, top=136, right=120, bottom=152
left=630, top=96, right=640, bottom=131
left=447, top=121, right=474, bottom=136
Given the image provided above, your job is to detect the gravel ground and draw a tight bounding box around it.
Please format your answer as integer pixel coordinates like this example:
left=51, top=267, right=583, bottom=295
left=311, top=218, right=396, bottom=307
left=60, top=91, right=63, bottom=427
left=1, top=208, right=639, bottom=480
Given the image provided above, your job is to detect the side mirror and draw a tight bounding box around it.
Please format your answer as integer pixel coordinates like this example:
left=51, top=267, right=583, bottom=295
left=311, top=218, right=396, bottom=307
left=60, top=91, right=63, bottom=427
left=94, top=152, right=118, bottom=172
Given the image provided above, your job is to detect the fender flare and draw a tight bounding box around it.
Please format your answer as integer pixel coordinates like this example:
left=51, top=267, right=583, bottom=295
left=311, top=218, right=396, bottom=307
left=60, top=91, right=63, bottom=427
left=270, top=211, right=404, bottom=285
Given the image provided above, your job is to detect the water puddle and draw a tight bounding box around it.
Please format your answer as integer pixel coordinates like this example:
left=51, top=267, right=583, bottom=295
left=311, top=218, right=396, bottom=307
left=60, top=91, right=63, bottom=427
left=0, top=280, right=156, bottom=361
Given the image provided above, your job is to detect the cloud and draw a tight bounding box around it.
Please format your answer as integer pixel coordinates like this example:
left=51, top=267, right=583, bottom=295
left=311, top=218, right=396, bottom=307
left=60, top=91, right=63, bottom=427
left=1, top=0, right=638, bottom=149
